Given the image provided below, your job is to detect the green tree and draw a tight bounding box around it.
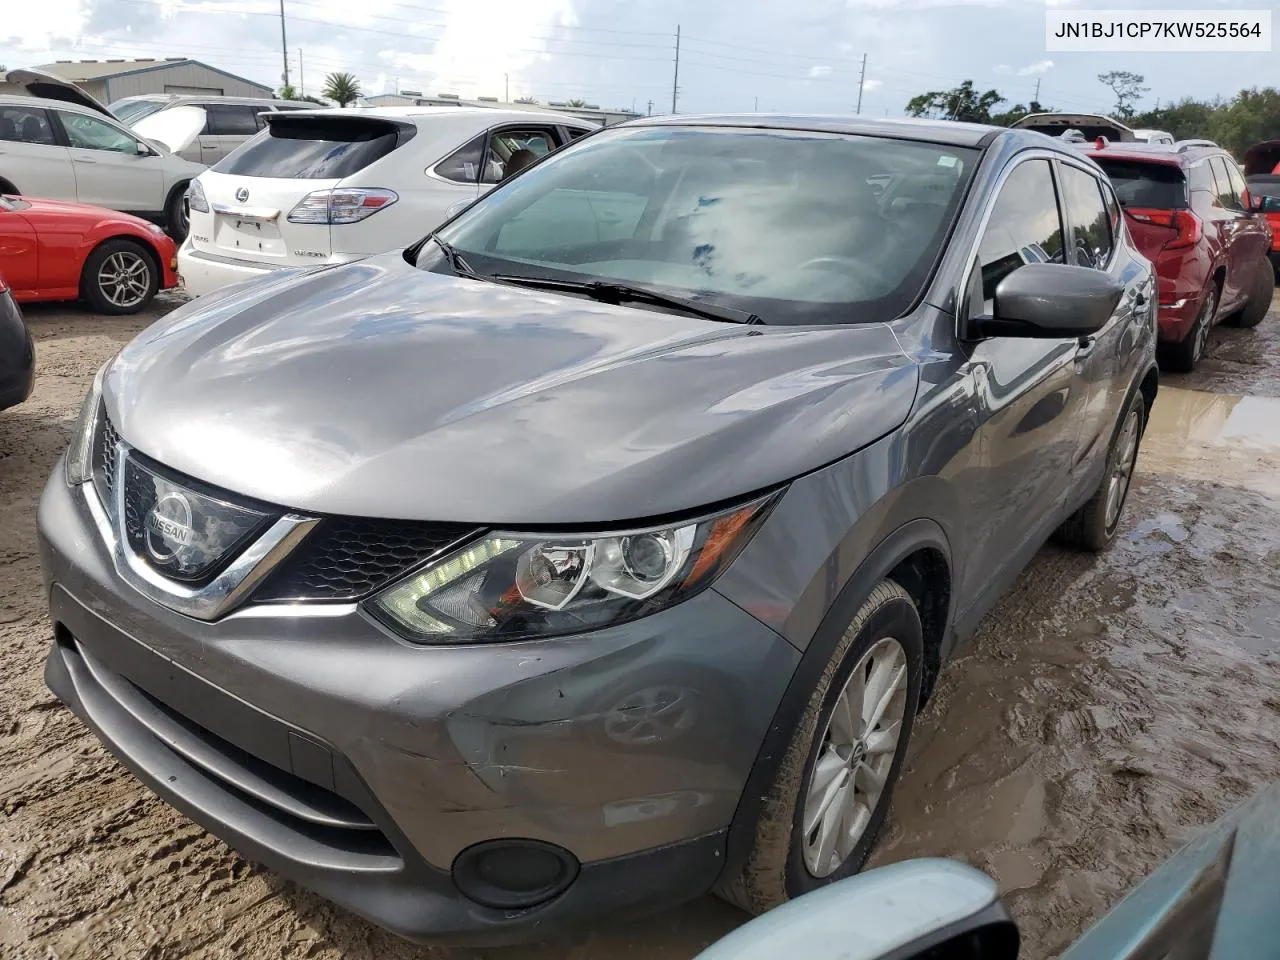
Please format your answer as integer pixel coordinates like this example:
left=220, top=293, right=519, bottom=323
left=906, top=80, right=1005, bottom=123
left=1130, top=97, right=1219, bottom=142
left=1208, top=87, right=1280, bottom=157
left=1097, top=70, right=1149, bottom=119
left=565, top=98, right=587, bottom=108
left=278, top=84, right=298, bottom=100
left=989, top=100, right=1056, bottom=127
left=322, top=72, right=361, bottom=108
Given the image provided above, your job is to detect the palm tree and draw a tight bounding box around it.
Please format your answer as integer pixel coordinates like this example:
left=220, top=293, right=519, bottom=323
left=278, top=84, right=298, bottom=100
left=322, top=72, right=361, bottom=108
left=566, top=98, right=587, bottom=108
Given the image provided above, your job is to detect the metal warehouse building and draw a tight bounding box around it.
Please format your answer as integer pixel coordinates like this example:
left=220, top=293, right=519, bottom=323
left=36, top=58, right=273, bottom=105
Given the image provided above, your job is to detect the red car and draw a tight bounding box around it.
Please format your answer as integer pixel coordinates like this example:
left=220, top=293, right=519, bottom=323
left=1243, top=139, right=1280, bottom=279
left=1082, top=139, right=1274, bottom=371
left=0, top=195, right=178, bottom=315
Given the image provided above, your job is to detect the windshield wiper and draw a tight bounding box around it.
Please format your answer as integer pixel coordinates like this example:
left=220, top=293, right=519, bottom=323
left=428, top=234, right=479, bottom=279
left=488, top=274, right=764, bottom=325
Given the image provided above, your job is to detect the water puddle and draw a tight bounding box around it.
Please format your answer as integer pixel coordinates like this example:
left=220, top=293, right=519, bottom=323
left=1138, top=386, right=1280, bottom=497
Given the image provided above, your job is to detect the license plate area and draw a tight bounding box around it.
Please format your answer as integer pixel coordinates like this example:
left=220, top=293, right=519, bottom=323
left=215, top=215, right=285, bottom=257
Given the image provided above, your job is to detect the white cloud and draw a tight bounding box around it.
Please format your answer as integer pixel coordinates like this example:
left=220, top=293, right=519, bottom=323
left=808, top=65, right=833, bottom=77
left=1018, top=59, right=1053, bottom=76
left=993, top=64, right=1012, bottom=74
left=862, top=78, right=883, bottom=91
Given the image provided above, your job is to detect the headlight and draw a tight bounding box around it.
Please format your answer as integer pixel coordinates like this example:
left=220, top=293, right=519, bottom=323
left=65, top=362, right=108, bottom=485
left=366, top=496, right=776, bottom=643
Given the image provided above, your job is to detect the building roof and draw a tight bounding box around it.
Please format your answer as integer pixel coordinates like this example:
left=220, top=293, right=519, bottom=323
left=37, top=58, right=271, bottom=93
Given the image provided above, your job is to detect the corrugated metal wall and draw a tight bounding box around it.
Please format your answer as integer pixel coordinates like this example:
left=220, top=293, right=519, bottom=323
left=104, top=65, right=272, bottom=101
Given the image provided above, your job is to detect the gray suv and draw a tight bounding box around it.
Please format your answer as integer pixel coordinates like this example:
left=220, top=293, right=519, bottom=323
left=38, top=115, right=1158, bottom=944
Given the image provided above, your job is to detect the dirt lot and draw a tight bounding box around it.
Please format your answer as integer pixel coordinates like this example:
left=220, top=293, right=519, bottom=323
left=2, top=292, right=1279, bottom=959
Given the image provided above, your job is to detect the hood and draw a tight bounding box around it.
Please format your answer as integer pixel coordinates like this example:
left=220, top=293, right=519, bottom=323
left=0, top=68, right=114, bottom=117
left=107, top=255, right=919, bottom=524
left=14, top=196, right=156, bottom=225
left=133, top=105, right=206, bottom=154
left=1244, top=140, right=1280, bottom=177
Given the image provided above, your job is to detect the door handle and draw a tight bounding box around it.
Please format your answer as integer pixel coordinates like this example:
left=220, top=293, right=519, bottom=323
left=74, top=157, right=96, bottom=164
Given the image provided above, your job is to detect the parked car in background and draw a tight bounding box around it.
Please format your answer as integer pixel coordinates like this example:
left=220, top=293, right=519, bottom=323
left=0, top=272, right=34, bottom=412
left=1243, top=139, right=1280, bottom=278
left=0, top=94, right=204, bottom=240
left=0, top=193, right=177, bottom=313
left=114, top=94, right=314, bottom=166
left=178, top=106, right=594, bottom=296
left=697, top=782, right=1280, bottom=960
left=1132, top=128, right=1175, bottom=145
left=42, top=115, right=1157, bottom=944
left=1081, top=138, right=1274, bottom=371
left=1013, top=112, right=1137, bottom=141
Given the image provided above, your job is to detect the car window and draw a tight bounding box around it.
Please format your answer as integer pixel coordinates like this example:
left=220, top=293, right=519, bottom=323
left=1223, top=160, right=1250, bottom=210
left=213, top=115, right=403, bottom=179
left=973, top=159, right=1065, bottom=312
left=481, top=129, right=558, bottom=184
left=204, top=104, right=260, bottom=137
left=1058, top=165, right=1114, bottom=270
left=435, top=133, right=485, bottom=184
left=109, top=99, right=167, bottom=124
left=565, top=127, right=592, bottom=141
left=1208, top=157, right=1239, bottom=210
left=434, top=125, right=979, bottom=325
left=0, top=105, right=56, bottom=145
left=1093, top=159, right=1187, bottom=210
left=59, top=112, right=140, bottom=154
left=1187, top=160, right=1216, bottom=198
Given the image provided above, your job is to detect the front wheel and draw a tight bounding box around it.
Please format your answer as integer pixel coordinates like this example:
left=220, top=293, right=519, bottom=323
left=718, top=580, right=923, bottom=915
left=166, top=184, right=190, bottom=242
left=81, top=239, right=159, bottom=315
left=1058, top=390, right=1145, bottom=552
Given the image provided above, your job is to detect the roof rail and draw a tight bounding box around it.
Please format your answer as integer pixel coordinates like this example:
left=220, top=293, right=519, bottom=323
left=1176, top=139, right=1219, bottom=151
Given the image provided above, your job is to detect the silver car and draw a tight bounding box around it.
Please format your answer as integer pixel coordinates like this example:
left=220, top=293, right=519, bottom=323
left=114, top=94, right=314, bottom=166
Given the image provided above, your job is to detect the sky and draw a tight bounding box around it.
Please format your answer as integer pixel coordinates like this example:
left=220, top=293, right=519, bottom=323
left=1, top=0, right=1275, bottom=117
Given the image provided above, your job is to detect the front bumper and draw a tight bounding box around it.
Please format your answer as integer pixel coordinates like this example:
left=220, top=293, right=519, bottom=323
left=38, top=466, right=799, bottom=942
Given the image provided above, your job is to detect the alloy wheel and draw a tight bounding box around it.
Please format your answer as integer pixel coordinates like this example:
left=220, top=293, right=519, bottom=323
left=97, top=251, right=151, bottom=309
left=1191, top=288, right=1217, bottom=364
left=1105, top=407, right=1142, bottom=531
left=801, top=636, right=908, bottom=878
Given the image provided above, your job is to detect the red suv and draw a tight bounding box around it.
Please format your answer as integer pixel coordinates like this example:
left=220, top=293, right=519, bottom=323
left=1082, top=140, right=1274, bottom=371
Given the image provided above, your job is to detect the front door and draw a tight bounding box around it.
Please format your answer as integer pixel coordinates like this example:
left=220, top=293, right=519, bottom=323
left=1207, top=156, right=1254, bottom=311
left=957, top=157, right=1088, bottom=605
left=56, top=110, right=164, bottom=215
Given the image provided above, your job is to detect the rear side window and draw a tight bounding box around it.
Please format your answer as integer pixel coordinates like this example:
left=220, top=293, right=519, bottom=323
left=1209, top=157, right=1241, bottom=210
left=204, top=104, right=260, bottom=136
left=1223, top=160, right=1250, bottom=208
left=213, top=116, right=405, bottom=179
left=0, top=105, right=56, bottom=145
left=435, top=134, right=485, bottom=184
left=1058, top=165, right=1114, bottom=270
left=1093, top=159, right=1186, bottom=209
left=974, top=159, right=1065, bottom=311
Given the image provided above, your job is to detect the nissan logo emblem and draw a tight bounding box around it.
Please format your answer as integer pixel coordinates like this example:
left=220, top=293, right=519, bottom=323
left=145, top=491, right=195, bottom=564
left=235, top=186, right=250, bottom=203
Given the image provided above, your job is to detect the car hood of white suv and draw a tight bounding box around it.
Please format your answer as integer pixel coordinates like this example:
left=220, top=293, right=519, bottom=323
left=105, top=252, right=921, bottom=525
left=133, top=105, right=206, bottom=155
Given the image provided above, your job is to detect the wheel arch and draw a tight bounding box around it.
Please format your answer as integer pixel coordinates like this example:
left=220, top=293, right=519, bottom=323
left=79, top=234, right=162, bottom=298
left=0, top=176, right=18, bottom=195
left=716, top=518, right=953, bottom=890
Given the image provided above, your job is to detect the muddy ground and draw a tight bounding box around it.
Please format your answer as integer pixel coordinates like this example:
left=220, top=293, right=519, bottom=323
left=2, top=292, right=1279, bottom=959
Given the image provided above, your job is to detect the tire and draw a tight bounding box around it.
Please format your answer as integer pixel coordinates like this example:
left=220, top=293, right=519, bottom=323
left=81, top=239, right=159, bottom=315
left=1224, top=262, right=1274, bottom=330
left=719, top=580, right=924, bottom=915
left=165, top=183, right=190, bottom=242
left=0, top=178, right=18, bottom=196
left=1058, top=390, right=1145, bottom=552
left=1158, top=284, right=1216, bottom=373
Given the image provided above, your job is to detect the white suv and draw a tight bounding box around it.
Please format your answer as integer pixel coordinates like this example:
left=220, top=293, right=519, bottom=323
left=0, top=93, right=205, bottom=238
left=179, top=106, right=594, bottom=296
left=114, top=94, right=314, bottom=166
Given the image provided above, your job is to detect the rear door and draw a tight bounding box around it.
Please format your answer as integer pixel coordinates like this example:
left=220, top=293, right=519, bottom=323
left=190, top=113, right=406, bottom=267
left=1208, top=155, right=1252, bottom=309
left=0, top=104, right=77, bottom=200
left=54, top=109, right=164, bottom=214
left=198, top=104, right=261, bottom=167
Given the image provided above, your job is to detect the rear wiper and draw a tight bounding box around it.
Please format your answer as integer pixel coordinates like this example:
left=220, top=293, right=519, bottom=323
left=488, top=274, right=764, bottom=325
left=428, top=233, right=478, bottom=279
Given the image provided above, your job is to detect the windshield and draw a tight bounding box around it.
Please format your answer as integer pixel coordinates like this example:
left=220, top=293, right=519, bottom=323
left=427, top=126, right=978, bottom=325
left=110, top=99, right=167, bottom=124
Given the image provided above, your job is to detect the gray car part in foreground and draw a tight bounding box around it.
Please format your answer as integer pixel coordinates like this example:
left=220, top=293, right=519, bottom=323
left=38, top=115, right=1158, bottom=944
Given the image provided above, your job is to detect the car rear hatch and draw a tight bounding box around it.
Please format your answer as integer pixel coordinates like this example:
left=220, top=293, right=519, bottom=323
left=1013, top=112, right=1136, bottom=142
left=187, top=112, right=415, bottom=267
left=0, top=68, right=113, bottom=117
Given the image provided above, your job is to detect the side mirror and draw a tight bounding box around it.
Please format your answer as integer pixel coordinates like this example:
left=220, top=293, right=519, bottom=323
left=136, top=141, right=152, bottom=156
left=1245, top=190, right=1265, bottom=213
left=693, top=860, right=1019, bottom=960
left=973, top=263, right=1124, bottom=340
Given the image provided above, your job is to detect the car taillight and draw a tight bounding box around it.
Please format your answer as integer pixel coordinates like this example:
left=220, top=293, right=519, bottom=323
left=186, top=179, right=209, bottom=214
left=1126, top=207, right=1202, bottom=250
left=287, top=188, right=398, bottom=224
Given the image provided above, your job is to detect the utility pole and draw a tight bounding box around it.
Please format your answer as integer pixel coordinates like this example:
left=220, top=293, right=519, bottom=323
left=671, top=25, right=680, bottom=114
left=754, top=96, right=759, bottom=111
left=505, top=73, right=509, bottom=102
left=278, top=0, right=289, bottom=89
left=1033, top=77, right=1041, bottom=105
left=647, top=99, right=654, bottom=116
left=856, top=53, right=867, bottom=113
left=298, top=48, right=304, bottom=97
